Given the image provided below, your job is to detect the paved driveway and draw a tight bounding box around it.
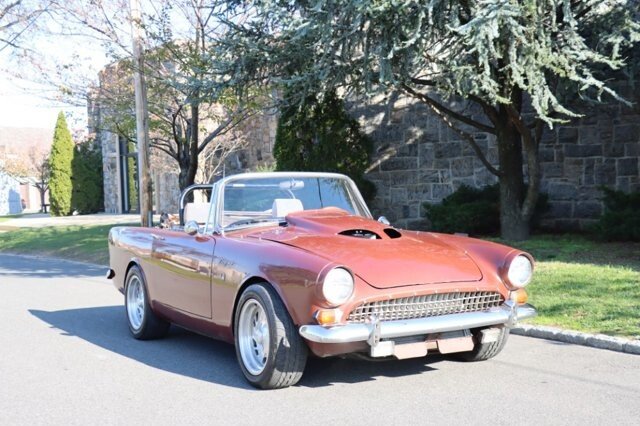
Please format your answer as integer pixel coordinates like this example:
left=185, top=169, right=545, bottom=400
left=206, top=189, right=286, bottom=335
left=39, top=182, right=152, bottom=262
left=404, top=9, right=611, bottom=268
left=1, top=254, right=639, bottom=425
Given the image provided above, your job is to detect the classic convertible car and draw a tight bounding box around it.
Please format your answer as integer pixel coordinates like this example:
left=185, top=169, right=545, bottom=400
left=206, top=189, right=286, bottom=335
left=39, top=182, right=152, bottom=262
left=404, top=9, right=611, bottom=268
left=107, top=172, right=536, bottom=389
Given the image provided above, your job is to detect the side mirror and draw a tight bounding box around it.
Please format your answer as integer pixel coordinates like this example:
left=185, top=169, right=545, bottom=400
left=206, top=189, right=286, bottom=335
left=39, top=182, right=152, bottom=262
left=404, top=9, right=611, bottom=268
left=184, top=220, right=200, bottom=236
left=377, top=216, right=391, bottom=226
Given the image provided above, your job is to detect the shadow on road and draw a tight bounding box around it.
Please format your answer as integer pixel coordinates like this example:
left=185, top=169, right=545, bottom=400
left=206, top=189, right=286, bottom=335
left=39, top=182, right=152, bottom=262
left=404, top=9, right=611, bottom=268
left=0, top=254, right=106, bottom=279
left=29, top=305, right=441, bottom=389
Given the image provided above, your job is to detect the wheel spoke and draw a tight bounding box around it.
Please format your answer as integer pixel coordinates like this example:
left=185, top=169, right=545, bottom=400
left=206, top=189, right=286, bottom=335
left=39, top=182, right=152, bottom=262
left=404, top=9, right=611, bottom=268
left=126, top=276, right=145, bottom=331
left=238, top=299, right=270, bottom=376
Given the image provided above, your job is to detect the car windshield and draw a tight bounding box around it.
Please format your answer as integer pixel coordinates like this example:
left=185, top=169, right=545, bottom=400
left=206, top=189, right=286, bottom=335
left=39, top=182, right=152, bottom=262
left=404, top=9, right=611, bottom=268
left=219, top=175, right=370, bottom=230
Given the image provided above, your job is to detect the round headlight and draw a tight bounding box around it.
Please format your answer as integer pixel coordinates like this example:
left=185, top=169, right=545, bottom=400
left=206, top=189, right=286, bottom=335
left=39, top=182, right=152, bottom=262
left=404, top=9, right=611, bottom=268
left=322, top=267, right=354, bottom=306
left=507, top=255, right=533, bottom=288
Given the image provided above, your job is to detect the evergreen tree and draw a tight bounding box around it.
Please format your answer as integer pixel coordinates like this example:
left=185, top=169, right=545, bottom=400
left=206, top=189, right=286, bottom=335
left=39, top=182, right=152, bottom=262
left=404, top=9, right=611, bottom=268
left=48, top=112, right=74, bottom=216
left=71, top=139, right=104, bottom=214
left=274, top=91, right=376, bottom=202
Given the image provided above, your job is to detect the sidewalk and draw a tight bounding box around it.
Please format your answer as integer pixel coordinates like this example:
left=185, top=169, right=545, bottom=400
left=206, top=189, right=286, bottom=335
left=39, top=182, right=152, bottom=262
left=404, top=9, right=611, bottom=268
left=0, top=213, right=145, bottom=230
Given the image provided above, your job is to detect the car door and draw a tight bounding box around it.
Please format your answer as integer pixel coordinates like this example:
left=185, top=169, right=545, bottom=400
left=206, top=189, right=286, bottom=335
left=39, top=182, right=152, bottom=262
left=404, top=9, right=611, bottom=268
left=150, top=230, right=216, bottom=318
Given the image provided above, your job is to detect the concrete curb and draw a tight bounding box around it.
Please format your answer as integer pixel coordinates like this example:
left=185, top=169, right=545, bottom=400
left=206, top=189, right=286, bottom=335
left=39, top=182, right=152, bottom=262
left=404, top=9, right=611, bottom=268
left=512, top=324, right=640, bottom=355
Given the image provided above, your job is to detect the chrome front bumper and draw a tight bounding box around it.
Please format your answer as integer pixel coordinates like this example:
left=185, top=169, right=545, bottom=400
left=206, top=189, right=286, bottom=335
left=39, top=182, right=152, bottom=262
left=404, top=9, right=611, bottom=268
left=299, top=301, right=536, bottom=344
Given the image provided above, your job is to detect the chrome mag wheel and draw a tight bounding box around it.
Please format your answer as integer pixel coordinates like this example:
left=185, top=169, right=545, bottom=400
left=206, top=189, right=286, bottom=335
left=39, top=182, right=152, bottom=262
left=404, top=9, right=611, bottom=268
left=238, top=299, right=270, bottom=376
left=126, top=275, right=145, bottom=331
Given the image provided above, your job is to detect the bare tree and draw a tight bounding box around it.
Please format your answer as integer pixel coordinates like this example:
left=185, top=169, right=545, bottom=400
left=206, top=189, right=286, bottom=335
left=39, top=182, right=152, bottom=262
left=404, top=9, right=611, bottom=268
left=29, top=147, right=50, bottom=212
left=53, top=0, right=254, bottom=190
left=196, top=125, right=248, bottom=184
left=0, top=139, right=32, bottom=176
left=0, top=0, right=53, bottom=52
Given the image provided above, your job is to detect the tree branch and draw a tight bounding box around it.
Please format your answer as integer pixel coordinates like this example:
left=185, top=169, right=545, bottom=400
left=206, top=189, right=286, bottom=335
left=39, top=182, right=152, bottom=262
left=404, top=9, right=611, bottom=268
left=428, top=110, right=502, bottom=177
left=468, top=94, right=500, bottom=127
left=198, top=109, right=253, bottom=154
left=401, top=84, right=496, bottom=134
left=150, top=144, right=177, bottom=160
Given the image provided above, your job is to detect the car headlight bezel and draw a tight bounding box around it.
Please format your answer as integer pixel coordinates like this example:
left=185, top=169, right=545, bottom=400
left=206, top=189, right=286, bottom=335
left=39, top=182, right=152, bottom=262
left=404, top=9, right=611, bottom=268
left=321, top=267, right=355, bottom=306
left=505, top=254, right=534, bottom=289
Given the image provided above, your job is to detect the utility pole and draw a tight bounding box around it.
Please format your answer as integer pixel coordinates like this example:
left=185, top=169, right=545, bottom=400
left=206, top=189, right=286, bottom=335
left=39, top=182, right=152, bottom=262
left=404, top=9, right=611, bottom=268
left=130, top=0, right=153, bottom=227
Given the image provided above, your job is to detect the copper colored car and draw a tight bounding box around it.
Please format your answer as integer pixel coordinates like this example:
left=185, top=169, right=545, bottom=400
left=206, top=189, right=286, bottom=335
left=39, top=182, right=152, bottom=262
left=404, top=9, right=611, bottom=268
left=107, top=172, right=536, bottom=389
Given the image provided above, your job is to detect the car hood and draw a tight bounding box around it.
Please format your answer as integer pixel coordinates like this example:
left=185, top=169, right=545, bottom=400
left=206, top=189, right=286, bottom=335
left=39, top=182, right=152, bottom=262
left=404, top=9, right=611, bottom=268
left=247, top=208, right=482, bottom=289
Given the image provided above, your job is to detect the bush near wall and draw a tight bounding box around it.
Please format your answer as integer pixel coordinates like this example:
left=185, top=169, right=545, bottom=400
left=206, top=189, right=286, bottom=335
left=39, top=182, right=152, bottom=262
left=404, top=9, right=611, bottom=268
left=591, top=187, right=640, bottom=242
left=274, top=90, right=376, bottom=202
left=71, top=139, right=104, bottom=214
left=423, top=184, right=549, bottom=236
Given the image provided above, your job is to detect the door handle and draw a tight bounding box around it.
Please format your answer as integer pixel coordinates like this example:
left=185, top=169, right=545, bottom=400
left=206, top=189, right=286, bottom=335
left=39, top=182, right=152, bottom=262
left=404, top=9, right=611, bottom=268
left=151, top=234, right=165, bottom=241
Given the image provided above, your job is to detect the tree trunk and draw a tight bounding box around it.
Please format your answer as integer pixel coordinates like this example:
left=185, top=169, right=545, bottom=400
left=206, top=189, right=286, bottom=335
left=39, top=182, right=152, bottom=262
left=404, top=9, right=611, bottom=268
left=497, top=110, right=529, bottom=241
left=178, top=157, right=197, bottom=190
left=38, top=186, right=47, bottom=213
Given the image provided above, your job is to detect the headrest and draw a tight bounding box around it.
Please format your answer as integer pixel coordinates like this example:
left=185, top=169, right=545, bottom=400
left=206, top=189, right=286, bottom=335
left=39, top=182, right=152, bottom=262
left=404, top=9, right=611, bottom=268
left=184, top=203, right=210, bottom=224
left=272, top=198, right=304, bottom=218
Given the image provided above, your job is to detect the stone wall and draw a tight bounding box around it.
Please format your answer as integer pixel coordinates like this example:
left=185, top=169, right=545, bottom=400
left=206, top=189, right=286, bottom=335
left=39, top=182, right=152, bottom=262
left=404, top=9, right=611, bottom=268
left=351, top=88, right=640, bottom=231
left=99, top=132, right=121, bottom=214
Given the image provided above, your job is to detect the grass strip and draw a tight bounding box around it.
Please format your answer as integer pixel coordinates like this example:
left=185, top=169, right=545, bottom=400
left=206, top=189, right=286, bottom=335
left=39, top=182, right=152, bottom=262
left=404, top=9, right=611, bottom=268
left=504, top=235, right=640, bottom=339
left=0, top=223, right=132, bottom=266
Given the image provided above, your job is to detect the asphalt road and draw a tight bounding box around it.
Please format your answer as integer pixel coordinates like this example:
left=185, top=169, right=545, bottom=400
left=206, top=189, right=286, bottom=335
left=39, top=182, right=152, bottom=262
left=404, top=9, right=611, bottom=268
left=1, top=254, right=639, bottom=425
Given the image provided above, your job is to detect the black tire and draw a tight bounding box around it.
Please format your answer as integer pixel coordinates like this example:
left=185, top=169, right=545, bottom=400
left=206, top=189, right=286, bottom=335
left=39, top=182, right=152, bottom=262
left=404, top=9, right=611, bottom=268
left=124, top=265, right=170, bottom=340
left=455, top=327, right=509, bottom=362
left=234, top=283, right=308, bottom=389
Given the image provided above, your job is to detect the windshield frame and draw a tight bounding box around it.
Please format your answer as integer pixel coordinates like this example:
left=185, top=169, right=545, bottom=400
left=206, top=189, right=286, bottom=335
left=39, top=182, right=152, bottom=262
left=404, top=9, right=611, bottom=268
left=206, top=172, right=372, bottom=234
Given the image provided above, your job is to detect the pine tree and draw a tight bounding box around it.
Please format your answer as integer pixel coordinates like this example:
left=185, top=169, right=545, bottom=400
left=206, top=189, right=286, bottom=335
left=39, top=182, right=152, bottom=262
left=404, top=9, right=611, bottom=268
left=71, top=139, right=104, bottom=214
left=49, top=112, right=74, bottom=216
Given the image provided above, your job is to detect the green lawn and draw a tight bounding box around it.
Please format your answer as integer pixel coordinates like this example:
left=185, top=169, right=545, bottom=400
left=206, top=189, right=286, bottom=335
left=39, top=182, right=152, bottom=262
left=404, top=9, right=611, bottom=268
left=0, top=225, right=638, bottom=338
left=0, top=223, right=128, bottom=266
left=504, top=235, right=640, bottom=339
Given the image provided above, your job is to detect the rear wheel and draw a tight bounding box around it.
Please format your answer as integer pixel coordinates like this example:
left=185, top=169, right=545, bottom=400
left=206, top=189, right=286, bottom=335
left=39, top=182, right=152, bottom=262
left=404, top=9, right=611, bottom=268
left=125, top=266, right=170, bottom=340
left=455, top=327, right=509, bottom=362
left=234, top=283, right=308, bottom=389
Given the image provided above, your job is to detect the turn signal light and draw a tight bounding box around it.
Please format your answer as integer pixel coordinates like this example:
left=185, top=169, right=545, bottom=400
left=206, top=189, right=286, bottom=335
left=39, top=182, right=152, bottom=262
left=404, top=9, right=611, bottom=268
left=510, top=288, right=529, bottom=304
left=314, top=309, right=343, bottom=325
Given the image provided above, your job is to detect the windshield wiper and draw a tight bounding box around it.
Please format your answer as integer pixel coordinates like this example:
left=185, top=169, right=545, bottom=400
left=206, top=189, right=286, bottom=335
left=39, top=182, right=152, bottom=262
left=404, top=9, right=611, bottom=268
left=224, top=218, right=284, bottom=231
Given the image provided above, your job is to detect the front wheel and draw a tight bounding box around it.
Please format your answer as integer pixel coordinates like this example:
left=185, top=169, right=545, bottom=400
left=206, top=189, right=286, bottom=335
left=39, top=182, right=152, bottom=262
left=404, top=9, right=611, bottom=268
left=454, top=327, right=509, bottom=362
left=124, top=265, right=170, bottom=340
left=234, top=283, right=308, bottom=389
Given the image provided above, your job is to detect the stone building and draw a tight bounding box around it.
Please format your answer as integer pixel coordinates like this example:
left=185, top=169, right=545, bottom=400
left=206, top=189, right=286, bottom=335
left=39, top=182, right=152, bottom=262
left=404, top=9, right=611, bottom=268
left=90, top=97, right=277, bottom=215
left=353, top=86, right=640, bottom=231
left=89, top=58, right=278, bottom=215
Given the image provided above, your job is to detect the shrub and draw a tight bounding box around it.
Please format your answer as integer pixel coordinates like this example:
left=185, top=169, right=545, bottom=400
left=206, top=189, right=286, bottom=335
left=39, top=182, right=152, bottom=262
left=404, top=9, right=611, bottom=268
left=423, top=184, right=549, bottom=236
left=72, top=139, right=104, bottom=214
left=591, top=187, right=640, bottom=241
left=48, top=112, right=74, bottom=216
left=274, top=90, right=376, bottom=202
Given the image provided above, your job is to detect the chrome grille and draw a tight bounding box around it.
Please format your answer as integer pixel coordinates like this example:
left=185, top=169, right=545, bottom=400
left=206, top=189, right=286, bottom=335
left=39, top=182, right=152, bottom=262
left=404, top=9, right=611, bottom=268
left=347, top=291, right=503, bottom=323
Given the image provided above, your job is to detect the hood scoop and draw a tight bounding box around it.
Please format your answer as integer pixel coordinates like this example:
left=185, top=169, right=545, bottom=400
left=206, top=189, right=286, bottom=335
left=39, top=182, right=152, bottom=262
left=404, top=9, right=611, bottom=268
left=338, top=228, right=402, bottom=240
left=284, top=208, right=401, bottom=239
left=339, top=229, right=382, bottom=239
